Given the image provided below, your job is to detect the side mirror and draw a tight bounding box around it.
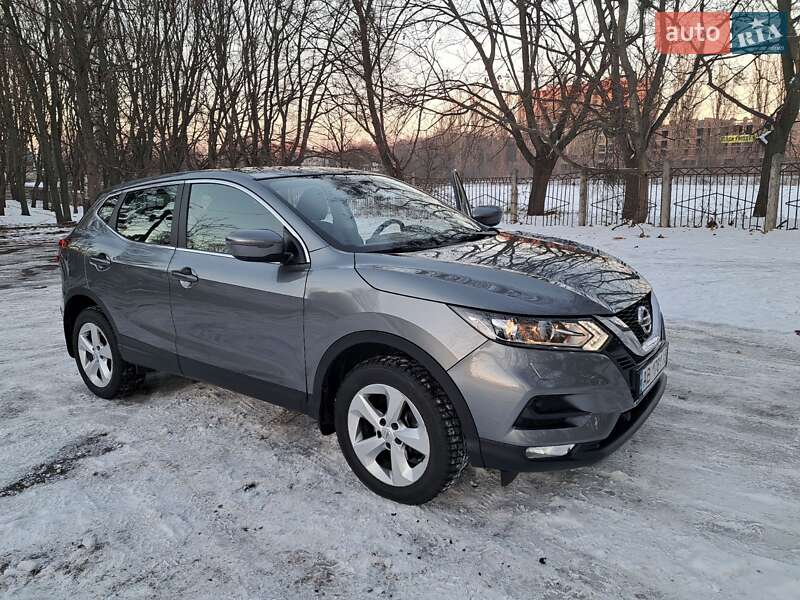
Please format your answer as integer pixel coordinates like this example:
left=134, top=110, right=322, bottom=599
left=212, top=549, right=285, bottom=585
left=226, top=229, right=287, bottom=263
left=472, top=205, right=502, bottom=227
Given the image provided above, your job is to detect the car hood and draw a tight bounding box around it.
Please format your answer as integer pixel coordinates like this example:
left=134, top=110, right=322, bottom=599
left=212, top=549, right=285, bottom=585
left=354, top=231, right=651, bottom=316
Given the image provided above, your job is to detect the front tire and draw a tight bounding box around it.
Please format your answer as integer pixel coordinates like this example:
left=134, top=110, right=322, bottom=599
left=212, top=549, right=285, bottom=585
left=72, top=307, right=143, bottom=399
left=335, top=355, right=467, bottom=504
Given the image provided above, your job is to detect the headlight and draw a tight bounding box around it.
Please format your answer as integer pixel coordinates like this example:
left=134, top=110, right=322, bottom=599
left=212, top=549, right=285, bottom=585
left=451, top=306, right=609, bottom=351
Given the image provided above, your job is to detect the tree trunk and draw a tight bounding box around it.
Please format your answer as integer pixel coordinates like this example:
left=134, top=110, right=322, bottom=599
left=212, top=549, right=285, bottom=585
left=754, top=0, right=800, bottom=217
left=10, top=174, right=29, bottom=217
left=42, top=158, right=64, bottom=224
left=72, top=30, right=102, bottom=203
left=7, top=128, right=30, bottom=216
left=753, top=86, right=799, bottom=217
left=48, top=184, right=64, bottom=223
left=525, top=155, right=558, bottom=216
left=18, top=194, right=30, bottom=217
left=0, top=170, right=6, bottom=216
left=33, top=168, right=44, bottom=210
left=753, top=135, right=788, bottom=217
left=49, top=98, right=72, bottom=223
left=622, top=155, right=649, bottom=223
left=97, top=36, right=120, bottom=189
left=37, top=141, right=64, bottom=223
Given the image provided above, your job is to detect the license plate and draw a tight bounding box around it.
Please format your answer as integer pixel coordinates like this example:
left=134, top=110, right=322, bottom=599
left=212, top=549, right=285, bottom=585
left=638, top=346, right=668, bottom=396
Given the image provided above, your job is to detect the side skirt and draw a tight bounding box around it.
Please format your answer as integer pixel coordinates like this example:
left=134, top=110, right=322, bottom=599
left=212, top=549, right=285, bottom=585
left=119, top=336, right=308, bottom=414
left=119, top=336, right=180, bottom=374
left=178, top=356, right=307, bottom=414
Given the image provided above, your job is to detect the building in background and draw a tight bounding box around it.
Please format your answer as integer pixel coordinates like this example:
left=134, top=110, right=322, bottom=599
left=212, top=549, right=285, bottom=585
left=363, top=115, right=800, bottom=181
left=563, top=116, right=800, bottom=170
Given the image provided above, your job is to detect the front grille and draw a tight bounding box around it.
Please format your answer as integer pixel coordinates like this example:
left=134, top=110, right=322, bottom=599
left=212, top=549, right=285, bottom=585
left=604, top=337, right=657, bottom=397
left=616, top=293, right=652, bottom=343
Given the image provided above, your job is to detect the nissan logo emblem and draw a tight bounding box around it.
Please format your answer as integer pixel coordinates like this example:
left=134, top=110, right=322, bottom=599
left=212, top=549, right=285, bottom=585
left=637, top=306, right=653, bottom=336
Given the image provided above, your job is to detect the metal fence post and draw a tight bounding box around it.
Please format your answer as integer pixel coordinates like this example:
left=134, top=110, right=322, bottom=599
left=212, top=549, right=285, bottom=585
left=764, top=153, right=783, bottom=233
left=660, top=160, right=672, bottom=227
left=578, top=172, right=588, bottom=226
left=509, top=168, right=519, bottom=223
left=411, top=172, right=416, bottom=187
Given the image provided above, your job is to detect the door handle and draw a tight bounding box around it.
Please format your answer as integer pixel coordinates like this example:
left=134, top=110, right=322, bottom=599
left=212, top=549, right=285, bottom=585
left=89, top=253, right=112, bottom=271
left=170, top=267, right=199, bottom=288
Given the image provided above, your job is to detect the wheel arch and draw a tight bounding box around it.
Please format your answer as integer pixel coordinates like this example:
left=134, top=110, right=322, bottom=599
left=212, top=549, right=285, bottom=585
left=310, top=331, right=484, bottom=467
left=63, top=288, right=117, bottom=357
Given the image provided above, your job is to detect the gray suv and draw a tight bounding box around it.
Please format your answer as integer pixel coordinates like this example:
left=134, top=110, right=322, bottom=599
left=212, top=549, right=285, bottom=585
left=59, top=168, right=667, bottom=504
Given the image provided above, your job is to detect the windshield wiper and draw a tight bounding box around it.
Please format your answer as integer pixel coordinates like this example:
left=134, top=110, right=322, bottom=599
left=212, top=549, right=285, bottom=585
left=368, top=238, right=441, bottom=253
left=438, top=230, right=496, bottom=244
left=368, top=230, right=496, bottom=254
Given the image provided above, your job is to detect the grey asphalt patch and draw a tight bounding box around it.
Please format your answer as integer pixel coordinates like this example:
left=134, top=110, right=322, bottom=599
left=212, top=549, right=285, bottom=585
left=0, top=433, right=122, bottom=498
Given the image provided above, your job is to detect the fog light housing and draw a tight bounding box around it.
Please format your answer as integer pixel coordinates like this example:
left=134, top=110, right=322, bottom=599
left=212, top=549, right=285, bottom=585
left=525, top=444, right=575, bottom=458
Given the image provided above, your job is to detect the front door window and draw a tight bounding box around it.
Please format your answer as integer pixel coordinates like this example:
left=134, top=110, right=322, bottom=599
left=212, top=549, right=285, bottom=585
left=185, top=183, right=283, bottom=254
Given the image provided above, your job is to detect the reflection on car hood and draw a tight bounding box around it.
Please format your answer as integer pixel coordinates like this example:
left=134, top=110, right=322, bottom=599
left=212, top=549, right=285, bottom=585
left=355, top=231, right=651, bottom=316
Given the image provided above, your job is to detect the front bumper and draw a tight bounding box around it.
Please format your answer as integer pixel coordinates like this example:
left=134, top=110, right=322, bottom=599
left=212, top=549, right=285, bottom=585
left=447, top=336, right=667, bottom=472
left=480, top=374, right=666, bottom=472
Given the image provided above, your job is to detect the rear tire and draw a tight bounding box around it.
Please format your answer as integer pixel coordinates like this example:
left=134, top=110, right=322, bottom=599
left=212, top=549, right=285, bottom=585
left=72, top=307, right=143, bottom=399
left=335, top=355, right=467, bottom=504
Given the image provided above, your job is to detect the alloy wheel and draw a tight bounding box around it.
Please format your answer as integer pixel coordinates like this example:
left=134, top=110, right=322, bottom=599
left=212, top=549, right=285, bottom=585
left=77, top=322, right=114, bottom=387
left=347, top=383, right=430, bottom=487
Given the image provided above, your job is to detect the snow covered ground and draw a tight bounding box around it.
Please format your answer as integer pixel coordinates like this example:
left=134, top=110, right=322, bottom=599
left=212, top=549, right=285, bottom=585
left=1, top=199, right=83, bottom=227
left=0, top=223, right=798, bottom=599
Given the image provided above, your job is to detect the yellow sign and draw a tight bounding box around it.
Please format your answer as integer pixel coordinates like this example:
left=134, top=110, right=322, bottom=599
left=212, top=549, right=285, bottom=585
left=721, top=134, right=756, bottom=144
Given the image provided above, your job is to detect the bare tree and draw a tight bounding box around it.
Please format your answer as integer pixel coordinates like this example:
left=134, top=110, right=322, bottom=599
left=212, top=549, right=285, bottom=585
left=706, top=0, right=800, bottom=216
left=227, top=0, right=343, bottom=165
left=427, top=0, right=607, bottom=215
left=317, top=102, right=361, bottom=167
left=333, top=0, right=432, bottom=178
left=407, top=116, right=462, bottom=181
left=1, top=0, right=71, bottom=222
left=54, top=0, right=112, bottom=203
left=0, top=37, right=30, bottom=217
left=709, top=63, right=743, bottom=122
left=6, top=0, right=789, bottom=230
left=591, top=0, right=710, bottom=223
left=199, top=0, right=242, bottom=168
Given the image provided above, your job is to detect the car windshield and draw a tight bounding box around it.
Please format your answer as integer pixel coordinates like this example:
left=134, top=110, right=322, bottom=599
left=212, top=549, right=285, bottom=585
left=260, top=174, right=492, bottom=252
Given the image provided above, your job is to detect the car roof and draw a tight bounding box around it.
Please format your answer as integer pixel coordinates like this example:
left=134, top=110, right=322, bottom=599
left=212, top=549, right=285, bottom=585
left=102, top=166, right=374, bottom=196
left=243, top=166, right=371, bottom=180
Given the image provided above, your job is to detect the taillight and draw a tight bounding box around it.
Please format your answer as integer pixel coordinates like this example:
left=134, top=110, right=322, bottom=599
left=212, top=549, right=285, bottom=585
left=57, top=237, right=70, bottom=262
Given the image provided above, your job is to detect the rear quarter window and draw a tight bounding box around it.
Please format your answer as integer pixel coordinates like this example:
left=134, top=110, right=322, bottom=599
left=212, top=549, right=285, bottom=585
left=115, top=185, right=178, bottom=245
left=96, top=194, right=120, bottom=223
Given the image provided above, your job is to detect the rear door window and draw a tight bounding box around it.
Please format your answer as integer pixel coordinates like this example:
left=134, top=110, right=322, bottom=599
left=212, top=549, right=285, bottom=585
left=185, top=183, right=283, bottom=254
left=115, top=185, right=178, bottom=245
